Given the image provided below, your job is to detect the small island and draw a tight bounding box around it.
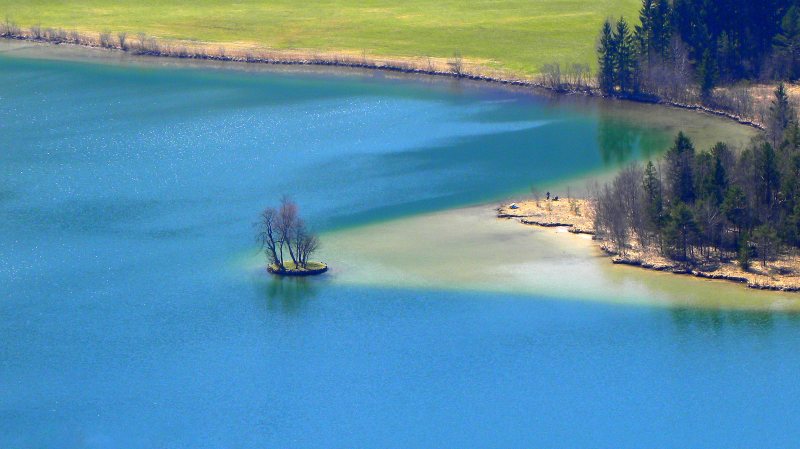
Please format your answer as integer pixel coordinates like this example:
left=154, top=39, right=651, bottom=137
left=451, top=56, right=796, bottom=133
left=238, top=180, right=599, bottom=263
left=267, top=261, right=328, bottom=276
left=256, top=197, right=327, bottom=276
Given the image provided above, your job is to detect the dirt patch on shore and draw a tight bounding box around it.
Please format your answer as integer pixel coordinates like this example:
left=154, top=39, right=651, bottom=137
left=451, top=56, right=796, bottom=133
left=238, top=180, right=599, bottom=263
left=498, top=198, right=595, bottom=235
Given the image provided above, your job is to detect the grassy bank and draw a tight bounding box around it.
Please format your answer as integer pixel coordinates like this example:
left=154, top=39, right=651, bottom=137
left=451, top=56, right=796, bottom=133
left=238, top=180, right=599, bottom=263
left=0, top=0, right=639, bottom=76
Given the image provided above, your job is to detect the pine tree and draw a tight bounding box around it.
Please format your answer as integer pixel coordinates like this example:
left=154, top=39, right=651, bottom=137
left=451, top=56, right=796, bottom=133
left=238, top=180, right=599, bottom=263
left=635, top=0, right=656, bottom=56
left=755, top=142, right=780, bottom=210
left=717, top=32, right=739, bottom=81
left=753, top=224, right=780, bottom=268
left=651, top=0, right=672, bottom=57
left=710, top=142, right=729, bottom=206
left=642, top=161, right=664, bottom=231
left=768, top=83, right=794, bottom=145
left=598, top=19, right=616, bottom=95
left=665, top=132, right=696, bottom=204
left=664, top=202, right=697, bottom=261
left=774, top=5, right=800, bottom=79
left=694, top=151, right=715, bottom=202
left=722, top=186, right=748, bottom=240
left=784, top=201, right=800, bottom=246
left=614, top=17, right=638, bottom=94
left=697, top=48, right=718, bottom=99
left=635, top=0, right=672, bottom=58
left=737, top=231, right=752, bottom=270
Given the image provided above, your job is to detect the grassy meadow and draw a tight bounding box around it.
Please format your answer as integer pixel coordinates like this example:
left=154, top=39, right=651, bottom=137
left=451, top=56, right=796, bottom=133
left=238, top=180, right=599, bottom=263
left=0, top=0, right=640, bottom=76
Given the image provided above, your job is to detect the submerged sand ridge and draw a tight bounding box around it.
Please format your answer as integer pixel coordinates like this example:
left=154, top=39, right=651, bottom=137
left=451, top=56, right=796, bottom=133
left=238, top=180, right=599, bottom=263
left=499, top=199, right=800, bottom=294
left=268, top=205, right=800, bottom=311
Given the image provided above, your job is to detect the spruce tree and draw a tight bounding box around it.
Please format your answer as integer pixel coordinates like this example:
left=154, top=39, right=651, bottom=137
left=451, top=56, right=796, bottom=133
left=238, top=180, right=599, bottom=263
left=698, top=49, right=718, bottom=99
left=598, top=19, right=616, bottom=95
left=614, top=18, right=638, bottom=94
left=774, top=5, right=800, bottom=79
left=665, top=132, right=696, bottom=204
left=636, top=0, right=672, bottom=58
left=768, top=83, right=794, bottom=145
left=710, top=142, right=729, bottom=206
left=643, top=161, right=664, bottom=231
left=651, top=0, right=672, bottom=57
left=722, top=186, right=748, bottom=240
left=664, top=202, right=697, bottom=261
left=635, top=0, right=655, bottom=57
left=755, top=142, right=780, bottom=210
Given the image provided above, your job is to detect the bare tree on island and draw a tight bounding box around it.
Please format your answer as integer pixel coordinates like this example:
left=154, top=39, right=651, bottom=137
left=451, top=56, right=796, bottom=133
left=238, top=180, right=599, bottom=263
left=256, top=208, right=283, bottom=270
left=277, top=196, right=300, bottom=266
left=293, top=219, right=320, bottom=268
left=256, top=197, right=323, bottom=275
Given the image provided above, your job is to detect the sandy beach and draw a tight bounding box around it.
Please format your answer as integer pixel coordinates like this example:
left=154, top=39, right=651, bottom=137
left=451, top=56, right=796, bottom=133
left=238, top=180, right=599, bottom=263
left=499, top=199, right=800, bottom=293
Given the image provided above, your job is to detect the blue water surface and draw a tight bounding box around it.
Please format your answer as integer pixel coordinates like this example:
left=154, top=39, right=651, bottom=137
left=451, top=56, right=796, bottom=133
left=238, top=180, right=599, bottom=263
left=1, top=55, right=798, bottom=448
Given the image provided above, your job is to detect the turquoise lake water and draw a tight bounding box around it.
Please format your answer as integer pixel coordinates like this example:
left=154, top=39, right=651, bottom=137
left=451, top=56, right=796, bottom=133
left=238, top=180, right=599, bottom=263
left=1, top=52, right=798, bottom=447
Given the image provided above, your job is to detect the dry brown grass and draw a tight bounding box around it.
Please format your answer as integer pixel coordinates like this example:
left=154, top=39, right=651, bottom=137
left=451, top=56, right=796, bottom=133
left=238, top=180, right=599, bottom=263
left=498, top=198, right=595, bottom=234
left=714, top=82, right=800, bottom=128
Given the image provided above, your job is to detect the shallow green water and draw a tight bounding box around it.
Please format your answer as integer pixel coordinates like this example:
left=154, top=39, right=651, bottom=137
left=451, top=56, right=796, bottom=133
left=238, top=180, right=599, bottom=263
left=5, top=50, right=799, bottom=448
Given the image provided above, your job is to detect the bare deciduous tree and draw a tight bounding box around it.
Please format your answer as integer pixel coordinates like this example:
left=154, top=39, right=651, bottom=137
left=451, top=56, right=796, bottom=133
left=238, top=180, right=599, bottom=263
left=1, top=17, right=20, bottom=37
left=448, top=51, right=463, bottom=76
left=540, top=63, right=562, bottom=90
left=567, top=63, right=592, bottom=88
left=145, top=37, right=160, bottom=54
left=277, top=196, right=300, bottom=266
left=256, top=208, right=283, bottom=270
left=117, top=32, right=128, bottom=50
left=99, top=32, right=112, bottom=48
left=292, top=220, right=320, bottom=267
left=298, top=233, right=320, bottom=267
left=596, top=183, right=630, bottom=253
left=540, top=62, right=592, bottom=91
left=615, top=165, right=648, bottom=247
left=30, top=24, right=42, bottom=39
left=257, top=197, right=320, bottom=272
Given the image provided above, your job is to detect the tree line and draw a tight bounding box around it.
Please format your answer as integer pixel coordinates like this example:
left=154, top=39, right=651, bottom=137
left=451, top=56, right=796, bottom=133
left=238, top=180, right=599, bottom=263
left=595, top=84, right=800, bottom=269
left=598, top=0, right=800, bottom=101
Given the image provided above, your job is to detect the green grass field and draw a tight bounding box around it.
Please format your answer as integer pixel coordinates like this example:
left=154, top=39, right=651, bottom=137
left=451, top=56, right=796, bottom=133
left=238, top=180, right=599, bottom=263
left=0, top=0, right=640, bottom=75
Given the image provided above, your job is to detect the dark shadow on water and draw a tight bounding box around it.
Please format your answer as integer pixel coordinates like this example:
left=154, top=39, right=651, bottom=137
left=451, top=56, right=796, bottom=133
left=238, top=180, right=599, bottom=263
left=598, top=115, right=670, bottom=165
left=669, top=307, right=783, bottom=335
left=254, top=274, right=326, bottom=314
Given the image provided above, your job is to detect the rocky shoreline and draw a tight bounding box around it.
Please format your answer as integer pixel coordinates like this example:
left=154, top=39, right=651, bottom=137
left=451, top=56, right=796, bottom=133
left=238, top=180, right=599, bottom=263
left=603, top=248, right=800, bottom=292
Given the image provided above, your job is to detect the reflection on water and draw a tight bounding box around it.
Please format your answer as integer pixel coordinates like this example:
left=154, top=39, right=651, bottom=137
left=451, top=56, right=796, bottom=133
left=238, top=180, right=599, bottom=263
left=670, top=307, right=777, bottom=334
left=598, top=116, right=670, bottom=164
left=254, top=274, right=324, bottom=314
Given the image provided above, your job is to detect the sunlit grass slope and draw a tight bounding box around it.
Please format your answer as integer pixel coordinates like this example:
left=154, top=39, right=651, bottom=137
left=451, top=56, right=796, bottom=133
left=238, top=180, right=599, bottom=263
left=0, top=0, right=639, bottom=75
